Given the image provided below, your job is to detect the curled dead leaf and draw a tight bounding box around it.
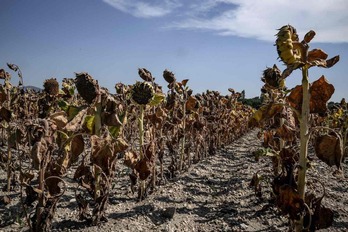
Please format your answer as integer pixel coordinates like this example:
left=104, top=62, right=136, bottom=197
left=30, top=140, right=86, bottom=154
left=310, top=76, right=335, bottom=115
left=287, top=76, right=335, bottom=115
left=49, top=111, right=68, bottom=130
left=186, top=96, right=198, bottom=112
left=90, top=135, right=128, bottom=176
left=314, top=133, right=343, bottom=169
left=308, top=49, right=328, bottom=61
left=64, top=108, right=88, bottom=132
left=277, top=185, right=305, bottom=220
left=70, top=134, right=85, bottom=164
left=250, top=103, right=283, bottom=126
left=135, top=142, right=156, bottom=180
left=275, top=124, right=296, bottom=142
left=102, top=112, right=122, bottom=127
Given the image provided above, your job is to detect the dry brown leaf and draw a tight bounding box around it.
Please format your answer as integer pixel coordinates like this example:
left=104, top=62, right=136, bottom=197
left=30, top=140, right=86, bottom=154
left=287, top=76, right=334, bottom=115
left=135, top=142, right=156, bottom=180
left=310, top=76, right=335, bottom=114
left=49, top=111, right=68, bottom=130
left=308, top=49, right=328, bottom=61
left=102, top=112, right=122, bottom=127
left=90, top=135, right=128, bottom=175
left=64, top=108, right=87, bottom=132
left=278, top=185, right=304, bottom=220
left=186, top=96, right=198, bottom=111
left=70, top=134, right=84, bottom=164
left=287, top=85, right=302, bottom=112
left=314, top=133, right=343, bottom=169
left=275, top=124, right=296, bottom=142
left=90, top=135, right=114, bottom=175
left=181, top=79, right=189, bottom=87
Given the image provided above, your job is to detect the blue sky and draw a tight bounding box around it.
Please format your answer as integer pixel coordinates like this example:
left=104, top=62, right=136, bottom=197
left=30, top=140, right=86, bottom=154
left=1, top=0, right=347, bottom=101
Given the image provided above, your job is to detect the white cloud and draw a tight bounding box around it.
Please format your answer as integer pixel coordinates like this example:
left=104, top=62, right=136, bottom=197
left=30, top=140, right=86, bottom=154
left=171, top=0, right=348, bottom=43
left=103, top=0, right=181, bottom=18
left=103, top=0, right=348, bottom=43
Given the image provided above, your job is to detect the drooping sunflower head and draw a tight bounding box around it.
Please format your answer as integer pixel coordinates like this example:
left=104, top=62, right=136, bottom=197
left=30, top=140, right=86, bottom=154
left=138, top=68, right=153, bottom=82
left=131, top=81, right=154, bottom=105
left=75, top=72, right=99, bottom=104
left=43, top=78, right=59, bottom=96
left=261, top=64, right=284, bottom=89
left=275, top=25, right=301, bottom=66
left=163, top=69, right=176, bottom=84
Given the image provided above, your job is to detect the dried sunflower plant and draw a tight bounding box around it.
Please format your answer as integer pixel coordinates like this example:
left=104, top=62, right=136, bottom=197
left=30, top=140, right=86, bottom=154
left=250, top=24, right=340, bottom=231
left=277, top=24, right=340, bottom=231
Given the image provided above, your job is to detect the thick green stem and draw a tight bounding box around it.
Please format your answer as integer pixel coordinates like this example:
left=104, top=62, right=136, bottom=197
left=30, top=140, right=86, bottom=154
left=296, top=66, right=310, bottom=231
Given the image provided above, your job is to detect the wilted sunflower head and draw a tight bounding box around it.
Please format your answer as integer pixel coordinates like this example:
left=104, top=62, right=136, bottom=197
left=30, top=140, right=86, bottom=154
left=131, top=81, right=154, bottom=105
left=43, top=78, right=59, bottom=96
left=163, top=69, right=176, bottom=84
left=75, top=72, right=99, bottom=104
left=275, top=25, right=302, bottom=66
left=138, top=68, right=153, bottom=82
left=261, top=64, right=284, bottom=89
left=115, top=82, right=126, bottom=95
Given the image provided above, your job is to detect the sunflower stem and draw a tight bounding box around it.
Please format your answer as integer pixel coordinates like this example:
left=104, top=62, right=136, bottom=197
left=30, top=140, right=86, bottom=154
left=295, top=66, right=310, bottom=231
left=138, top=105, right=145, bottom=200
left=180, top=98, right=186, bottom=171
left=94, top=96, right=102, bottom=136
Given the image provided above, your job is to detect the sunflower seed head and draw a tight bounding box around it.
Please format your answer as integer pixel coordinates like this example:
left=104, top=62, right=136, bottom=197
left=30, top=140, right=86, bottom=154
left=75, top=72, right=99, bottom=104
left=163, top=69, right=176, bottom=84
left=131, top=81, right=154, bottom=105
left=138, top=68, right=153, bottom=82
left=43, top=78, right=59, bottom=96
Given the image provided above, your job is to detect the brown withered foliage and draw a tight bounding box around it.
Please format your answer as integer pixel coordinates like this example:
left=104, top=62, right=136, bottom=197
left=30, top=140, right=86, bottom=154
left=277, top=185, right=305, bottom=220
left=314, top=133, right=343, bottom=170
left=135, top=142, right=156, bottom=181
left=287, top=76, right=335, bottom=115
left=0, top=65, right=257, bottom=230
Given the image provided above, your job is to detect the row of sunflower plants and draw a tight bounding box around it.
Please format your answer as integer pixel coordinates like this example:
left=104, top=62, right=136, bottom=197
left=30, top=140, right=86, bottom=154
left=0, top=65, right=254, bottom=231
